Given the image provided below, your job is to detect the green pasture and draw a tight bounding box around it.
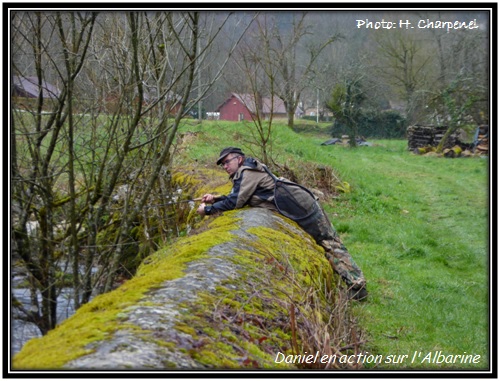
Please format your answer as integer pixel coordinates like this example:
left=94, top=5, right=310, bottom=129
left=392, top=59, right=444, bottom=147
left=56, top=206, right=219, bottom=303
left=179, top=119, right=490, bottom=370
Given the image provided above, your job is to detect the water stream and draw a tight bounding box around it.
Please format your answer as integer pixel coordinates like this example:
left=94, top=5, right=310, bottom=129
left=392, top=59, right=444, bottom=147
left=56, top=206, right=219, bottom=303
left=11, top=275, right=77, bottom=356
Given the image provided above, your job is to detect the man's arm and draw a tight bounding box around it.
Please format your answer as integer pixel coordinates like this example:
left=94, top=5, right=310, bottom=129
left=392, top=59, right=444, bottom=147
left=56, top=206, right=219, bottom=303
left=201, top=194, right=223, bottom=204
left=211, top=170, right=266, bottom=213
left=197, top=194, right=227, bottom=216
left=198, top=170, right=256, bottom=215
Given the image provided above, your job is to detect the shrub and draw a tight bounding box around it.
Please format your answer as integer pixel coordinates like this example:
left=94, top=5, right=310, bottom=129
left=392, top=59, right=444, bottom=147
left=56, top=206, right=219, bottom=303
left=330, top=110, right=407, bottom=139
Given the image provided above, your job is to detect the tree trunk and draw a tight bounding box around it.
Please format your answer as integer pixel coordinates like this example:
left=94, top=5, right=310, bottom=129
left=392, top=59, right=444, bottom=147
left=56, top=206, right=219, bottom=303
left=436, top=126, right=457, bottom=153
left=287, top=107, right=295, bottom=129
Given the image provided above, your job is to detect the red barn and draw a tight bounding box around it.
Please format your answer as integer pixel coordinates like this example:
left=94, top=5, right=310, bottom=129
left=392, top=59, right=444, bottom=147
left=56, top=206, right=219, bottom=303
left=216, top=93, right=254, bottom=121
left=216, top=93, right=289, bottom=121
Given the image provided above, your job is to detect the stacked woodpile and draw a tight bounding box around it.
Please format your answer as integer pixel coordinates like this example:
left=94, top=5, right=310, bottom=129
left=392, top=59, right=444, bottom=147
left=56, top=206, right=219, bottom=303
left=407, top=125, right=461, bottom=152
left=474, top=125, right=489, bottom=155
left=407, top=125, right=488, bottom=158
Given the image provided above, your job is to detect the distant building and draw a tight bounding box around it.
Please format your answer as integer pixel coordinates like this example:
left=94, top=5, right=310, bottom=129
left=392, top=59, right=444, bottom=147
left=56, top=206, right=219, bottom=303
left=12, top=75, right=61, bottom=99
left=142, top=87, right=182, bottom=115
left=103, top=87, right=182, bottom=115
left=301, top=106, right=333, bottom=121
left=216, top=93, right=300, bottom=121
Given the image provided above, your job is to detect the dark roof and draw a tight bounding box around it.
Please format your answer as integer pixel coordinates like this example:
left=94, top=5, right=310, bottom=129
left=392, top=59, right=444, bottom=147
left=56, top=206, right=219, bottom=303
left=12, top=76, right=61, bottom=99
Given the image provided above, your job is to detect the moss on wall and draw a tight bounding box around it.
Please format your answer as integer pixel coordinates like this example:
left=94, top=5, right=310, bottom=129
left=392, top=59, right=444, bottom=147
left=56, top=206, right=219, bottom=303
left=175, top=219, right=335, bottom=370
left=172, top=166, right=232, bottom=200
left=12, top=214, right=240, bottom=369
left=13, top=207, right=343, bottom=370
left=13, top=163, right=352, bottom=371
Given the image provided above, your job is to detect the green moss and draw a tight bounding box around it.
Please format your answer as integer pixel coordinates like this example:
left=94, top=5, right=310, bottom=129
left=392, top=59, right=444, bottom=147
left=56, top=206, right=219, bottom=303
left=192, top=349, right=240, bottom=368
left=14, top=204, right=337, bottom=371
left=220, top=329, right=238, bottom=342
left=172, top=167, right=231, bottom=200
left=12, top=212, right=241, bottom=370
left=175, top=324, right=198, bottom=337
left=163, top=360, right=178, bottom=368
left=129, top=226, right=140, bottom=239
left=163, top=215, right=335, bottom=370
left=202, top=327, right=219, bottom=337
left=245, top=225, right=331, bottom=285
left=221, top=297, right=241, bottom=309
left=230, top=222, right=330, bottom=367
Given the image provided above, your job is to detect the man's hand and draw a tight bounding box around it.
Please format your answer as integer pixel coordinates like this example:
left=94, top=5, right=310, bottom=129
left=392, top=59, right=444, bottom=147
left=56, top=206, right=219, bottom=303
left=201, top=194, right=216, bottom=204
left=196, top=202, right=206, bottom=216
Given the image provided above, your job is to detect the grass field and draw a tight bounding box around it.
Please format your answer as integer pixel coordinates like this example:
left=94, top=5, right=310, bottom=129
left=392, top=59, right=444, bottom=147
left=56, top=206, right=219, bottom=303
left=323, top=141, right=489, bottom=370
left=178, top=119, right=490, bottom=370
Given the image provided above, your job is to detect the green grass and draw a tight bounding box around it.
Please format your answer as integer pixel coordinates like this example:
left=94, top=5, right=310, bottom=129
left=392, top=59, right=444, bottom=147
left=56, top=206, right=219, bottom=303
left=326, top=141, right=489, bottom=369
left=178, top=120, right=490, bottom=370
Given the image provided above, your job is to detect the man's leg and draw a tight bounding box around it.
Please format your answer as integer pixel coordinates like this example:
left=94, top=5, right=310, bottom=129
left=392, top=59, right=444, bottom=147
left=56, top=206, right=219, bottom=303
left=321, top=237, right=367, bottom=300
left=295, top=203, right=367, bottom=300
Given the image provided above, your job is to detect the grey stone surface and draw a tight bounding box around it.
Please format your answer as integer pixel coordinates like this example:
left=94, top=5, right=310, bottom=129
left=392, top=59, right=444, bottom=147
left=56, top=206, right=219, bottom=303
left=64, top=208, right=319, bottom=370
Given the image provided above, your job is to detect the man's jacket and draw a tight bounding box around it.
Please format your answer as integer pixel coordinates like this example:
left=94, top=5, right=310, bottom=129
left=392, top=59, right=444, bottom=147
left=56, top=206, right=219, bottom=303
left=207, top=157, right=277, bottom=214
left=206, top=156, right=335, bottom=244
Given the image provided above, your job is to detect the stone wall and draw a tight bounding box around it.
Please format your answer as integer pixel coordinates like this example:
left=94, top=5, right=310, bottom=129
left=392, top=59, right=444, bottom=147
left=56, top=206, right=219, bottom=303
left=13, top=208, right=350, bottom=371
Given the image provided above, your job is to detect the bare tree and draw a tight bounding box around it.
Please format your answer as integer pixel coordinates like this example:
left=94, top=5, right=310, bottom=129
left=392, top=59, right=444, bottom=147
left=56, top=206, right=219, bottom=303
left=101, top=11, right=204, bottom=291
left=11, top=10, right=251, bottom=336
left=433, top=75, right=486, bottom=153
left=245, top=12, right=337, bottom=129
left=228, top=13, right=277, bottom=165
left=373, top=29, right=432, bottom=125
left=421, top=13, right=489, bottom=147
left=11, top=11, right=97, bottom=333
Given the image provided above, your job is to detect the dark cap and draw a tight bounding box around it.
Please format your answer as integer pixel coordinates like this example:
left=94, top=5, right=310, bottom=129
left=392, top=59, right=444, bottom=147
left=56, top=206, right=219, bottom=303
left=216, top=147, right=245, bottom=165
